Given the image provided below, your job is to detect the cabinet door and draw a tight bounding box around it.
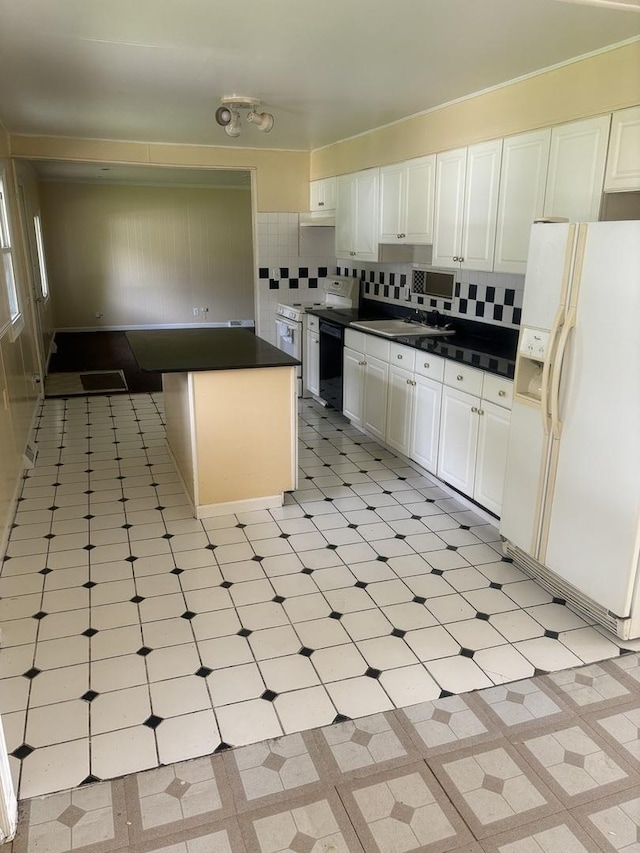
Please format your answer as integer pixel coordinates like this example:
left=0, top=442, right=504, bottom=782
left=437, top=386, right=479, bottom=496
left=461, top=139, right=502, bottom=272
left=310, top=177, right=337, bottom=211
left=310, top=180, right=323, bottom=212
left=410, top=373, right=442, bottom=474
left=605, top=106, right=640, bottom=192
left=432, top=148, right=466, bottom=268
left=494, top=129, right=551, bottom=274
left=405, top=154, right=436, bottom=244
left=474, top=399, right=511, bottom=517
left=354, top=168, right=380, bottom=260
left=386, top=364, right=414, bottom=456
left=379, top=164, right=405, bottom=243
left=363, top=355, right=389, bottom=441
left=305, top=331, right=320, bottom=396
left=544, top=115, right=611, bottom=222
left=342, top=347, right=364, bottom=426
left=335, top=175, right=355, bottom=259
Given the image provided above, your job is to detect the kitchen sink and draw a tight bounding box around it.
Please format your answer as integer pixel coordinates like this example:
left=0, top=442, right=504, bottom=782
left=350, top=319, right=455, bottom=338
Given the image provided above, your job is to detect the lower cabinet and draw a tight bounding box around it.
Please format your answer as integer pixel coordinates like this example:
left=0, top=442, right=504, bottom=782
left=342, top=346, right=365, bottom=426
left=343, top=329, right=512, bottom=516
left=437, top=386, right=511, bottom=516
left=363, top=356, right=389, bottom=442
left=474, top=399, right=511, bottom=516
left=437, top=386, right=480, bottom=496
left=305, top=329, right=320, bottom=397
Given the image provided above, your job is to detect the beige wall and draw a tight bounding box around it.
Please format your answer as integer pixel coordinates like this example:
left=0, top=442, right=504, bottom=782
left=10, top=137, right=310, bottom=212
left=311, top=40, right=640, bottom=178
left=39, top=182, right=254, bottom=328
left=0, top=158, right=40, bottom=553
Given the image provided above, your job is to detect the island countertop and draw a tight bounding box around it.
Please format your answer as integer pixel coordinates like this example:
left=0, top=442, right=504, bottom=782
left=126, top=328, right=300, bottom=373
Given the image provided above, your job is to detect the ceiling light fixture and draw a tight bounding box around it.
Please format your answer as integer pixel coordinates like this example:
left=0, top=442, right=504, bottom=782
left=215, top=96, right=275, bottom=138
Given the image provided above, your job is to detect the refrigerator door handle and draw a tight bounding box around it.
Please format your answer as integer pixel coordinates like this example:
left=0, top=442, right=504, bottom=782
left=550, top=307, right=577, bottom=440
left=541, top=307, right=564, bottom=436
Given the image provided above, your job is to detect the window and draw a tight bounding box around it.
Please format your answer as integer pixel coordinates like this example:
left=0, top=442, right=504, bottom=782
left=0, top=173, right=21, bottom=331
left=33, top=213, right=49, bottom=300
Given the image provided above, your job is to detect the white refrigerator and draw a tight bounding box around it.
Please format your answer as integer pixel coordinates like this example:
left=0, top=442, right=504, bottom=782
left=500, top=220, right=640, bottom=640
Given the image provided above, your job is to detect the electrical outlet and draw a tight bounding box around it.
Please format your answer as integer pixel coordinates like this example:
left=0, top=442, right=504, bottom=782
left=95, top=311, right=103, bottom=318
left=193, top=308, right=199, bottom=317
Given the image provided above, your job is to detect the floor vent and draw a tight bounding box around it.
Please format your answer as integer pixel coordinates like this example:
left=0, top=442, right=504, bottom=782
left=505, top=542, right=621, bottom=635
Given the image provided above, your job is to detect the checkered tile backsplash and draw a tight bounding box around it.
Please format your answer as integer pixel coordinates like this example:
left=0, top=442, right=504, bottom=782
left=351, top=264, right=524, bottom=329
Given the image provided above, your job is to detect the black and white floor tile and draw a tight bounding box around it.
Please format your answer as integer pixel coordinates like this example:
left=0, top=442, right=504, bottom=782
left=0, top=393, right=631, bottom=800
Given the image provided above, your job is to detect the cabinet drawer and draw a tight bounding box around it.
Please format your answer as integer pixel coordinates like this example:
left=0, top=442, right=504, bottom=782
left=443, top=361, right=484, bottom=396
left=345, top=328, right=365, bottom=352
left=307, top=315, right=319, bottom=333
left=482, top=374, right=513, bottom=410
left=364, top=334, right=391, bottom=362
left=415, top=353, right=445, bottom=382
left=389, top=342, right=416, bottom=372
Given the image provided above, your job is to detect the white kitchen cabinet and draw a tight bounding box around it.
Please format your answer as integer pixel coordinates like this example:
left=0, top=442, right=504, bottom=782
left=336, top=168, right=380, bottom=261
left=543, top=115, right=610, bottom=222
left=437, top=385, right=480, bottom=495
left=310, top=177, right=337, bottom=212
left=386, top=363, right=415, bottom=456
left=494, top=129, right=551, bottom=274
left=363, top=355, right=389, bottom=441
left=604, top=106, right=640, bottom=192
left=432, top=141, right=501, bottom=271
left=342, top=346, right=365, bottom=427
left=410, top=373, right=442, bottom=474
left=432, top=147, right=467, bottom=268
left=379, top=155, right=436, bottom=244
left=474, top=399, right=511, bottom=517
left=305, top=329, right=320, bottom=397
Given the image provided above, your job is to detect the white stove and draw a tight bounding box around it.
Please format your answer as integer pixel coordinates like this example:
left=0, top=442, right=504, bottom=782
left=274, top=277, right=359, bottom=397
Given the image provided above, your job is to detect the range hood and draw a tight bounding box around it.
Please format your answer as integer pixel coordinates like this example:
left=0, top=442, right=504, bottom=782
left=299, top=211, right=335, bottom=227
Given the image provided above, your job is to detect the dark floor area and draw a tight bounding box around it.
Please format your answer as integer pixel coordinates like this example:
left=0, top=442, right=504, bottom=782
left=48, top=331, right=162, bottom=393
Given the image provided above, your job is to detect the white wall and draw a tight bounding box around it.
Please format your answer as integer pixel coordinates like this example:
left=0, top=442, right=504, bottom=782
left=39, top=182, right=254, bottom=329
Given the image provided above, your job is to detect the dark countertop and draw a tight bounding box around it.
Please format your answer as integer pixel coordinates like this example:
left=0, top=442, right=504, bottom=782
left=126, top=329, right=300, bottom=373
left=307, top=306, right=517, bottom=380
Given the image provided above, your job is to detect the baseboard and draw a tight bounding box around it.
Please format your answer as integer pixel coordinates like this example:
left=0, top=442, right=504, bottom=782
left=54, top=321, right=255, bottom=332
left=196, top=494, right=284, bottom=519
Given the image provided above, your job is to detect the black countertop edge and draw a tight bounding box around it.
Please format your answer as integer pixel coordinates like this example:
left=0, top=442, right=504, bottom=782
left=306, top=307, right=516, bottom=380
left=126, top=328, right=300, bottom=373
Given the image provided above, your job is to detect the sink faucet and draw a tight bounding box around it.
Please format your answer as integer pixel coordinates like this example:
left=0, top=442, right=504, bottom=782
left=405, top=308, right=427, bottom=324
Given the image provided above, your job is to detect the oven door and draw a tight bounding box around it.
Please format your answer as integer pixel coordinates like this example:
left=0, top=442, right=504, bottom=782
left=275, top=317, right=302, bottom=360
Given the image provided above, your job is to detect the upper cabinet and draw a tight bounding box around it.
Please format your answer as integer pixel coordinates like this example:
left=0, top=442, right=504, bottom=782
left=379, top=155, right=436, bottom=244
left=432, top=140, right=501, bottom=271
left=604, top=106, right=640, bottom=192
left=543, top=115, right=610, bottom=222
left=493, top=129, right=551, bottom=275
left=310, top=177, right=337, bottom=212
left=336, top=168, right=380, bottom=261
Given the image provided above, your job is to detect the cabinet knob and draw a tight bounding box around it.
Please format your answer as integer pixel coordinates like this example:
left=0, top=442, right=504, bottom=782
left=314, top=339, right=319, bottom=345
left=471, top=406, right=478, bottom=413
left=423, top=362, right=429, bottom=368
left=350, top=251, right=356, bottom=256
left=406, top=378, right=411, bottom=385
left=397, top=354, right=402, bottom=359
left=406, top=379, right=416, bottom=386
left=318, top=201, right=324, bottom=206
left=397, top=234, right=401, bottom=239
left=459, top=257, right=464, bottom=263
left=478, top=409, right=484, bottom=416
left=498, top=390, right=506, bottom=397
left=359, top=360, right=367, bottom=366
left=453, top=256, right=458, bottom=262
left=400, top=233, right=406, bottom=238
left=456, top=374, right=463, bottom=381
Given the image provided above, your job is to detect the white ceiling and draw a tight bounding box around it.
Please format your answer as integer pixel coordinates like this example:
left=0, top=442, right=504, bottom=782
left=0, top=0, right=638, bottom=152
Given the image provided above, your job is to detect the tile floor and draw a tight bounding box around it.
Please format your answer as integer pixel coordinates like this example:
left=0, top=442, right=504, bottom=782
left=8, top=653, right=640, bottom=852
left=0, top=393, right=633, bottom=802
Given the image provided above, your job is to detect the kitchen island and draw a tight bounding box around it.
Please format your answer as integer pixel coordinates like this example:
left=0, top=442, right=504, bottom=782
left=126, top=329, right=300, bottom=518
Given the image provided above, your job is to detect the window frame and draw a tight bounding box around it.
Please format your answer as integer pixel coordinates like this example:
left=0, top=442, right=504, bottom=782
left=0, top=170, right=24, bottom=340
left=33, top=212, right=49, bottom=301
